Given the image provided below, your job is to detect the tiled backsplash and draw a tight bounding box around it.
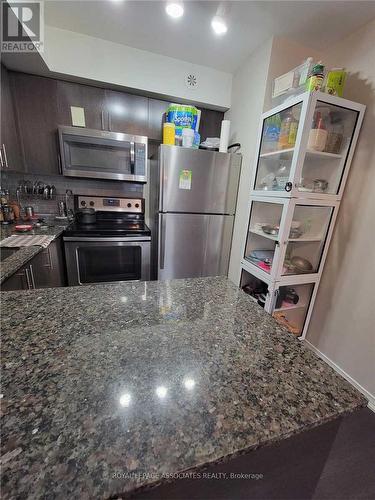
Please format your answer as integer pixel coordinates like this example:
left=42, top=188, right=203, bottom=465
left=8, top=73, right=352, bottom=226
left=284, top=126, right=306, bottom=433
left=2, top=171, right=144, bottom=215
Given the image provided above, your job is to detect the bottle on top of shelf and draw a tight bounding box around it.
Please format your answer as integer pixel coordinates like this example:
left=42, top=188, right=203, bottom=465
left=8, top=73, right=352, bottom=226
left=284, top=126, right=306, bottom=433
left=306, top=62, right=325, bottom=92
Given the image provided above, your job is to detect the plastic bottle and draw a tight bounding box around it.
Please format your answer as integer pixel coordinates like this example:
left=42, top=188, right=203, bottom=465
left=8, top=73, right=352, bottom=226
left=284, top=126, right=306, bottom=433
left=278, top=110, right=298, bottom=150
left=263, top=114, right=281, bottom=152
left=307, top=112, right=328, bottom=151
left=163, top=122, right=175, bottom=145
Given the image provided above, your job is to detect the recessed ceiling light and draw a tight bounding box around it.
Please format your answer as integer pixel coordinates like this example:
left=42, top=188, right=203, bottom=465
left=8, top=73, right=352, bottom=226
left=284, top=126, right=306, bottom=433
left=211, top=15, right=228, bottom=35
left=166, top=2, right=184, bottom=19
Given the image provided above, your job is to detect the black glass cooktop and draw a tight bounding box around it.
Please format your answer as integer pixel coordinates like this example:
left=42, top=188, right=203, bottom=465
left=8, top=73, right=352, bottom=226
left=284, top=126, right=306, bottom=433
left=64, top=220, right=151, bottom=238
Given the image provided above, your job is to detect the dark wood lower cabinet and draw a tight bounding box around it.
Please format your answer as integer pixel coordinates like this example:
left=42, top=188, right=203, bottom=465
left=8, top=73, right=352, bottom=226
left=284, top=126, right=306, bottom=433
left=29, top=238, right=66, bottom=288
left=1, top=238, right=66, bottom=291
left=1, top=263, right=31, bottom=291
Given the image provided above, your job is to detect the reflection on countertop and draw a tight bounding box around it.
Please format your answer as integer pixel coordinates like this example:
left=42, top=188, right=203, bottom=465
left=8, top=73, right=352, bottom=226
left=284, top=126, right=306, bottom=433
left=0, top=222, right=67, bottom=284
left=0, top=276, right=366, bottom=498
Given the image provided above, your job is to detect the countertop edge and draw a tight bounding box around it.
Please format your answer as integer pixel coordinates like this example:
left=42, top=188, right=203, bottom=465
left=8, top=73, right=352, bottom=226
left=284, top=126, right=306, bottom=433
left=0, top=227, right=65, bottom=284
left=117, top=399, right=367, bottom=498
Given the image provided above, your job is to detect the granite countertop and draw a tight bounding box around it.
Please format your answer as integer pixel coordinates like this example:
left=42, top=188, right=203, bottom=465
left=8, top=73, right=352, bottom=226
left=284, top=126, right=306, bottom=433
left=0, top=277, right=365, bottom=499
left=0, top=224, right=66, bottom=284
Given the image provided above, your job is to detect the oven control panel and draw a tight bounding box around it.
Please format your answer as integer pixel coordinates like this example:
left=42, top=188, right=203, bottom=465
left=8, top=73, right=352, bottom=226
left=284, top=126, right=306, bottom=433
left=77, top=196, right=143, bottom=213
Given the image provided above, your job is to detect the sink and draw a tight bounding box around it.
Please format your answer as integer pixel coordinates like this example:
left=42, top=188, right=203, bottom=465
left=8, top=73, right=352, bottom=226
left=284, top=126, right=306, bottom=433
left=0, top=247, right=19, bottom=262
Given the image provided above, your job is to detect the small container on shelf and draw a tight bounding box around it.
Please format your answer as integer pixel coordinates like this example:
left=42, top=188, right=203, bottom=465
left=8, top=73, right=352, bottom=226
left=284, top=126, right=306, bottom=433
left=307, top=111, right=328, bottom=152
left=324, top=112, right=344, bottom=154
left=324, top=68, right=346, bottom=97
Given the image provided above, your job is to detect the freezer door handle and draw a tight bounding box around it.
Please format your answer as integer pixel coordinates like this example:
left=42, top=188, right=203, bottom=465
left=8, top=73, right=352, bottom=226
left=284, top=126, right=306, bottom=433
left=160, top=214, right=165, bottom=270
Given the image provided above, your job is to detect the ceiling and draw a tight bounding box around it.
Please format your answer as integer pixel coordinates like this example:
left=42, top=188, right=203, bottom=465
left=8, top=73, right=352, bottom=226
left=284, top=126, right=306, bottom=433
left=45, top=1, right=375, bottom=73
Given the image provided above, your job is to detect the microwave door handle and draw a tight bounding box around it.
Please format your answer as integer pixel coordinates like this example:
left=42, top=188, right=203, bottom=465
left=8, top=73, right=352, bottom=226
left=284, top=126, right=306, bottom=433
left=130, top=141, right=135, bottom=174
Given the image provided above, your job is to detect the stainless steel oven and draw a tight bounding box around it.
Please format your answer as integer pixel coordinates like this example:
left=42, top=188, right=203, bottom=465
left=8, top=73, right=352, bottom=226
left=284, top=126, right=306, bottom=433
left=63, top=195, right=151, bottom=286
left=58, top=126, right=147, bottom=182
left=64, top=237, right=150, bottom=285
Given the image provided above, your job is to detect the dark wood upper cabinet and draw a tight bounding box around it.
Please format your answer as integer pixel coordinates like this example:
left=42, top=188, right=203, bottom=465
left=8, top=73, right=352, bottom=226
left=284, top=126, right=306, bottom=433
left=12, top=72, right=59, bottom=175
left=6, top=70, right=224, bottom=176
left=0, top=66, right=24, bottom=172
left=56, top=81, right=107, bottom=130
left=105, top=90, right=148, bottom=136
left=199, top=109, right=224, bottom=142
left=148, top=98, right=169, bottom=141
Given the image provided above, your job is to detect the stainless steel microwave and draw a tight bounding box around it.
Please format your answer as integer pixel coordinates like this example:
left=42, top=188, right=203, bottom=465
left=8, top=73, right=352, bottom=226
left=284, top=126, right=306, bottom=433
left=58, top=126, right=148, bottom=182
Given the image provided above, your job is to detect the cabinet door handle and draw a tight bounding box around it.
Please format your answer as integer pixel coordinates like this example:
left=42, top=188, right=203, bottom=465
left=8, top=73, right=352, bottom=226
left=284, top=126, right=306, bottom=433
left=2, top=144, right=9, bottom=168
left=29, top=265, right=36, bottom=289
left=43, top=247, right=53, bottom=270
left=0, top=146, right=4, bottom=168
left=57, top=152, right=62, bottom=175
left=24, top=268, right=32, bottom=289
left=101, top=110, right=105, bottom=130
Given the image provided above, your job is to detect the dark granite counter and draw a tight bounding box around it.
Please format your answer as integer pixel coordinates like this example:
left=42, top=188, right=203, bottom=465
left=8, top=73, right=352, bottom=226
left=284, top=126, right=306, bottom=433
left=0, top=277, right=365, bottom=499
left=0, top=224, right=66, bottom=284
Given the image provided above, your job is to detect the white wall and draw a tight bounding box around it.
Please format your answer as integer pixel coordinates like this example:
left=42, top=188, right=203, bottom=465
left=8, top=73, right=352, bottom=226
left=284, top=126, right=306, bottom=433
left=306, top=18, right=375, bottom=403
left=225, top=38, right=273, bottom=284
left=42, top=26, right=232, bottom=110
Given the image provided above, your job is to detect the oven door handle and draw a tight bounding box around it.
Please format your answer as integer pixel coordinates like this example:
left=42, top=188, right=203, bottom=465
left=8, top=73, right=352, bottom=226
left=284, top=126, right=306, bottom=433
left=63, top=236, right=151, bottom=242
left=130, top=141, right=135, bottom=174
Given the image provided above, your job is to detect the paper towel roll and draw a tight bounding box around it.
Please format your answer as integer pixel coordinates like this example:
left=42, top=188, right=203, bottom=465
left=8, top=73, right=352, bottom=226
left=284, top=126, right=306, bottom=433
left=219, top=120, right=230, bottom=153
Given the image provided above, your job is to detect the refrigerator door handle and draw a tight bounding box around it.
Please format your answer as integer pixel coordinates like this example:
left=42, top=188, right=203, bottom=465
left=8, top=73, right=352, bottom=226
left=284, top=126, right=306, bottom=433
left=159, top=149, right=164, bottom=211
left=159, top=214, right=165, bottom=270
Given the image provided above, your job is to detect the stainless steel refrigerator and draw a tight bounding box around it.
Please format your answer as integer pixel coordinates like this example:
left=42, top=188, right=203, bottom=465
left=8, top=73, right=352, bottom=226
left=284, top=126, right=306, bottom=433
left=149, top=145, right=241, bottom=280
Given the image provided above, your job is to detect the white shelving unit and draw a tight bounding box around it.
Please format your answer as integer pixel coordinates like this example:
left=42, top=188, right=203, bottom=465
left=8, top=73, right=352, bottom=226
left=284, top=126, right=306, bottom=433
left=240, top=91, right=365, bottom=339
